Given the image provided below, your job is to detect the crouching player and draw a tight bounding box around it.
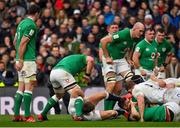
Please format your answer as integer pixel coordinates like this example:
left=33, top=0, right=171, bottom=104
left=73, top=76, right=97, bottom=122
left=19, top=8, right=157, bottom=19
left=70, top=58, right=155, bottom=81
left=37, top=54, right=94, bottom=121
left=69, top=91, right=128, bottom=121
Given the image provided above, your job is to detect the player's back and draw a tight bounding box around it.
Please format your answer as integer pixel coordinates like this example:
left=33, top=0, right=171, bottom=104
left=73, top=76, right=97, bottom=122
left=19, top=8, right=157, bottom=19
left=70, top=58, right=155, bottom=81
left=132, top=80, right=166, bottom=104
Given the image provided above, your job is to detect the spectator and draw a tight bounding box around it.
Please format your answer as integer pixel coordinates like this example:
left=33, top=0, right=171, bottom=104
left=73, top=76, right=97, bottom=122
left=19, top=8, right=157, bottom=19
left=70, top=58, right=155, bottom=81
left=144, top=14, right=153, bottom=29
left=137, top=8, right=145, bottom=23
left=151, top=4, right=162, bottom=25
left=87, top=7, right=97, bottom=25
left=77, top=0, right=88, bottom=18
left=0, top=61, right=5, bottom=81
left=110, top=0, right=119, bottom=15
left=55, top=10, right=68, bottom=26
left=41, top=8, right=53, bottom=27
left=169, top=5, right=180, bottom=30
left=166, top=56, right=180, bottom=78
left=161, top=14, right=176, bottom=34
left=73, top=26, right=86, bottom=43
left=82, top=18, right=91, bottom=36
left=128, top=0, right=138, bottom=16
left=97, top=15, right=107, bottom=36
left=103, top=5, right=114, bottom=25
left=113, top=15, right=125, bottom=30
left=119, top=6, right=128, bottom=24
left=73, top=9, right=82, bottom=27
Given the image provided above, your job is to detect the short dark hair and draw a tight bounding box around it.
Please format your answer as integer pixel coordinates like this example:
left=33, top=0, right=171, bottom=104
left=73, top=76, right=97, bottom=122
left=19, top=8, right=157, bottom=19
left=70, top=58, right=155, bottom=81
left=82, top=100, right=95, bottom=114
left=156, top=28, right=165, bottom=33
left=145, top=27, right=154, bottom=34
left=28, top=4, right=40, bottom=15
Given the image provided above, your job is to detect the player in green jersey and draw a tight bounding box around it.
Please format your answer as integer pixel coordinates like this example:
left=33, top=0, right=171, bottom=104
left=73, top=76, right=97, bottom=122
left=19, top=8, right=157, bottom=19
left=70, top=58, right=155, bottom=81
left=153, top=28, right=174, bottom=78
left=13, top=4, right=40, bottom=122
left=37, top=54, right=94, bottom=121
left=118, top=97, right=180, bottom=122
left=133, top=28, right=157, bottom=80
left=69, top=91, right=127, bottom=121
left=99, top=23, right=123, bottom=110
left=100, top=22, right=144, bottom=110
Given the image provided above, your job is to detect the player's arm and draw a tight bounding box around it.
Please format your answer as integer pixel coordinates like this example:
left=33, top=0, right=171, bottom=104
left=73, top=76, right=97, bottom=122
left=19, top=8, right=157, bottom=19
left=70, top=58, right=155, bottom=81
left=86, top=56, right=94, bottom=75
left=132, top=86, right=145, bottom=122
left=18, top=36, right=30, bottom=61
left=13, top=33, right=17, bottom=46
left=83, top=56, right=94, bottom=83
left=150, top=74, right=166, bottom=88
left=99, top=47, right=103, bottom=63
left=129, top=100, right=140, bottom=121
left=132, top=47, right=141, bottom=69
left=101, top=35, right=113, bottom=64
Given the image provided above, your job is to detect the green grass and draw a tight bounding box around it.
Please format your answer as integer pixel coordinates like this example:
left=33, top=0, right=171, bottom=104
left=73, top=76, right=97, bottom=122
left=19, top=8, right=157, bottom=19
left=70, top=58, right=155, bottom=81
left=0, top=115, right=180, bottom=127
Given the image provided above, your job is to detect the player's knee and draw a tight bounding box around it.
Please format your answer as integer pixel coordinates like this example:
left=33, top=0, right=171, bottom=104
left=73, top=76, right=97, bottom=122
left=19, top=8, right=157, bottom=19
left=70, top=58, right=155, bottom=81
left=106, top=72, right=116, bottom=84
left=124, top=71, right=134, bottom=82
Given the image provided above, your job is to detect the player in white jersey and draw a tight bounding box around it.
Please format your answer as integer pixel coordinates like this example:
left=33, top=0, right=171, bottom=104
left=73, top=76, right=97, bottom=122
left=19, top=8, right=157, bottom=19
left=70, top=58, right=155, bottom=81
left=68, top=91, right=128, bottom=121
left=130, top=75, right=180, bottom=122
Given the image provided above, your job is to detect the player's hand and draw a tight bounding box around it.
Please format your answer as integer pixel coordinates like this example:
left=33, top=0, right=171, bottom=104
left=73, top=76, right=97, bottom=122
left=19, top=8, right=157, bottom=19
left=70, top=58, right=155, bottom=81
left=153, top=67, right=159, bottom=76
left=127, top=60, right=134, bottom=67
left=72, top=115, right=83, bottom=121
left=16, top=60, right=24, bottom=71
left=82, top=74, right=91, bottom=84
left=140, top=70, right=146, bottom=76
left=106, top=57, right=113, bottom=64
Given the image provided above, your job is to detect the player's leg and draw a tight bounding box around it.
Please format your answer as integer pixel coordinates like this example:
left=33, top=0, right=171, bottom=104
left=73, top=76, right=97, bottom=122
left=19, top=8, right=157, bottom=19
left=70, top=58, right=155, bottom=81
left=13, top=79, right=25, bottom=122
left=23, top=74, right=36, bottom=122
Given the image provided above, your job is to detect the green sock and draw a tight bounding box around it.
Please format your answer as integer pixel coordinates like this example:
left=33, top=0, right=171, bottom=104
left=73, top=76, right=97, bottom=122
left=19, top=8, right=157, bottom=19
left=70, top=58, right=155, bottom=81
left=104, top=100, right=116, bottom=110
left=41, top=97, right=57, bottom=117
left=23, top=92, right=32, bottom=117
left=75, top=98, right=83, bottom=116
left=14, top=91, right=23, bottom=116
left=109, top=100, right=116, bottom=110
left=104, top=99, right=110, bottom=110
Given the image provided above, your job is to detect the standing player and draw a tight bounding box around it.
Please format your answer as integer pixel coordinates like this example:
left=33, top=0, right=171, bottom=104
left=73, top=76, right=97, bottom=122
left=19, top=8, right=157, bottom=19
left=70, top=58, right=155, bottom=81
left=99, top=23, right=122, bottom=110
left=13, top=4, right=40, bottom=122
left=153, top=28, right=174, bottom=78
left=37, top=54, right=94, bottom=121
left=133, top=28, right=157, bottom=79
left=100, top=22, right=144, bottom=110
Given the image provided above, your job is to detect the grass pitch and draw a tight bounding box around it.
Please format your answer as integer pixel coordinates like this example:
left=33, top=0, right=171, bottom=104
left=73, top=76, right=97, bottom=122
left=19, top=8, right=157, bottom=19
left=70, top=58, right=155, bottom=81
left=0, top=115, right=180, bottom=127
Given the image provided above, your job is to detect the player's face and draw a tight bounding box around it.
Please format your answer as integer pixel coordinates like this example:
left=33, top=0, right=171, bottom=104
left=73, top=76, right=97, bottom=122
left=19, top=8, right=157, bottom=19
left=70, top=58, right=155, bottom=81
left=108, top=25, right=119, bottom=34
left=145, top=30, right=155, bottom=42
left=135, top=27, right=144, bottom=39
left=156, top=32, right=165, bottom=43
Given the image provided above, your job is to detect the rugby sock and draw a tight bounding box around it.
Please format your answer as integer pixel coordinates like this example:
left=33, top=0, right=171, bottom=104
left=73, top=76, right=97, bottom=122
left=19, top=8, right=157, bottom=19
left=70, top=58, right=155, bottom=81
left=24, top=91, right=32, bottom=117
left=104, top=100, right=116, bottom=110
left=109, top=100, right=116, bottom=109
left=75, top=98, right=83, bottom=116
left=104, top=99, right=110, bottom=110
left=41, top=95, right=58, bottom=117
left=14, top=91, right=23, bottom=116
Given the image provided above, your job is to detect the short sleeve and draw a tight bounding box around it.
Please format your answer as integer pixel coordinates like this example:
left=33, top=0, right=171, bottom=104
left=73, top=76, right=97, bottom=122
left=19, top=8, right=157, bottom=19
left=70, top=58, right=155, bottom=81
left=23, top=25, right=36, bottom=38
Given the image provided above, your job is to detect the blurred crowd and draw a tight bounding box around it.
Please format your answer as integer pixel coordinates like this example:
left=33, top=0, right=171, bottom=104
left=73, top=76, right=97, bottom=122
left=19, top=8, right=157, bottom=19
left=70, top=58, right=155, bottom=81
left=0, top=0, right=179, bottom=87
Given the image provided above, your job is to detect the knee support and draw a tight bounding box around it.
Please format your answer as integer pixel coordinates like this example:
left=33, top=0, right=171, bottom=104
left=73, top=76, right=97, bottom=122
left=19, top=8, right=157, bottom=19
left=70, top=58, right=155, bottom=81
left=106, top=72, right=116, bottom=83
left=124, top=71, right=134, bottom=82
